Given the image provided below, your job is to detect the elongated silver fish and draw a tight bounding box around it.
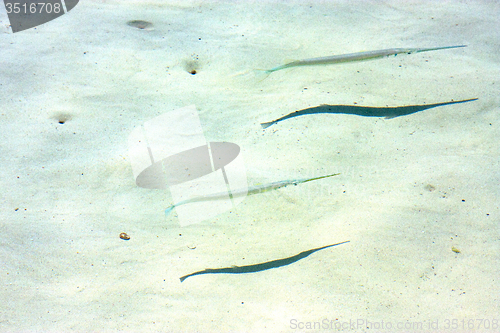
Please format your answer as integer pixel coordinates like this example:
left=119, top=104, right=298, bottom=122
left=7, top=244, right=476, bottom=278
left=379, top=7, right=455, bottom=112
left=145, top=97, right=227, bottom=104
left=165, top=173, right=340, bottom=216
left=261, top=45, right=466, bottom=74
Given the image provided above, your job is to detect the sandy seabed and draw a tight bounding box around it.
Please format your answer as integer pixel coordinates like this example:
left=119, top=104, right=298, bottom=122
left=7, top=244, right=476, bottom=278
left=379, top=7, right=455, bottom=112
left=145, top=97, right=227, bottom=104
left=1, top=1, right=499, bottom=332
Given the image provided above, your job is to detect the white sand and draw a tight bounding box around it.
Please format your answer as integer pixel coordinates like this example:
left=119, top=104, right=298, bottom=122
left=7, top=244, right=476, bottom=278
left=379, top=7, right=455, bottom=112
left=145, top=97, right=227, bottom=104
left=1, top=0, right=499, bottom=332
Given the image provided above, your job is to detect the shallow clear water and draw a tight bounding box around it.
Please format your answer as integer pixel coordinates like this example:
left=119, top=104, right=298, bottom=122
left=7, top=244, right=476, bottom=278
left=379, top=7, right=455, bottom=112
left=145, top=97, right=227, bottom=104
left=1, top=1, right=498, bottom=332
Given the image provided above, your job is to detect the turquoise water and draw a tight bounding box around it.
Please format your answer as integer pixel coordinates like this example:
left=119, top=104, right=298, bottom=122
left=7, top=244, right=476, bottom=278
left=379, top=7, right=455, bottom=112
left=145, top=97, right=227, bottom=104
left=1, top=1, right=498, bottom=331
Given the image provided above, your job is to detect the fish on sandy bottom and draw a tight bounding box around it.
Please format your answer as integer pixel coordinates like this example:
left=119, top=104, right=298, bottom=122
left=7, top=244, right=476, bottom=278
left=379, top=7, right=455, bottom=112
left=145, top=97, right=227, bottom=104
left=166, top=173, right=340, bottom=216
left=259, top=45, right=467, bottom=75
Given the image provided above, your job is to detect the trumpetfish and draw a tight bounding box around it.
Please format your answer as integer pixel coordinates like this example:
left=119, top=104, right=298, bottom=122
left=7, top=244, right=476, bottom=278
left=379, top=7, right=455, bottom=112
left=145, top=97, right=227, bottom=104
left=165, top=173, right=340, bottom=216
left=260, top=45, right=467, bottom=74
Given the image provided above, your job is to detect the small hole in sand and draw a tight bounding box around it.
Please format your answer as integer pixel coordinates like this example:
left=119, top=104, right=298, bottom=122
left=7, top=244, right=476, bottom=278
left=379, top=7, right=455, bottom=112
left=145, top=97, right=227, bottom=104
left=183, top=59, right=200, bottom=75
left=52, top=113, right=72, bottom=124
left=127, top=20, right=154, bottom=31
left=424, top=184, right=436, bottom=192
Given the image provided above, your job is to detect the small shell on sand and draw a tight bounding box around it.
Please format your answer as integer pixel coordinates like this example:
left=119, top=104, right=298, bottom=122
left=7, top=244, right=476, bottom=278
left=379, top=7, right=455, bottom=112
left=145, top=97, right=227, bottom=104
left=127, top=20, right=154, bottom=31
left=120, top=232, right=131, bottom=240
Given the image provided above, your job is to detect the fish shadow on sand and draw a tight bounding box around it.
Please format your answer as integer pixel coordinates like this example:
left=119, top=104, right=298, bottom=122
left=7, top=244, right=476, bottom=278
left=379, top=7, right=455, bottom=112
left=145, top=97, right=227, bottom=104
left=180, top=240, right=350, bottom=282
left=261, top=98, right=478, bottom=129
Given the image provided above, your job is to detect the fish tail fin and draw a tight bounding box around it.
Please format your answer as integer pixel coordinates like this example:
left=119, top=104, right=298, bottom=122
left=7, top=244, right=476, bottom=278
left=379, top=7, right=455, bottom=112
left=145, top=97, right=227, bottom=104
left=260, top=121, right=275, bottom=129
left=165, top=205, right=176, bottom=216
left=253, top=69, right=272, bottom=82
